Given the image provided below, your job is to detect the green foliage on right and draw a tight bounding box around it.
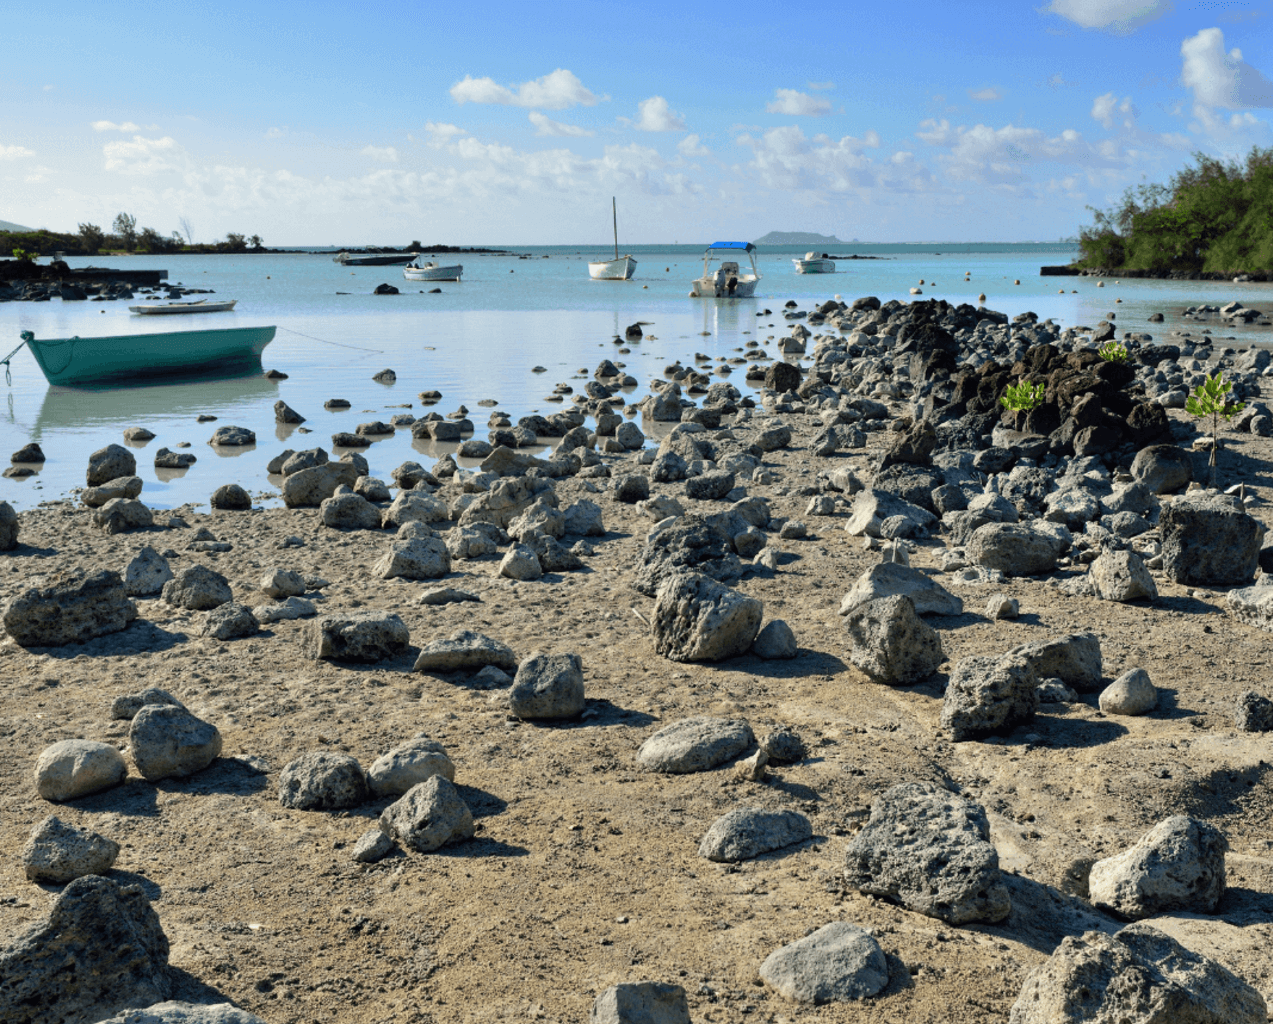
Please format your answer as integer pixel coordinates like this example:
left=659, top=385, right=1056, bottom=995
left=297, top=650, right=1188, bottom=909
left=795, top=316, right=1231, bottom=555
left=1077, top=147, right=1273, bottom=274
left=1000, top=379, right=1045, bottom=412
left=1097, top=340, right=1130, bottom=363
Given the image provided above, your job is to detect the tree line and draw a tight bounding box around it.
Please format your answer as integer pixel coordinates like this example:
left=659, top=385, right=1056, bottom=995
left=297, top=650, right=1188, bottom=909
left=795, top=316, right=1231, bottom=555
left=1077, top=146, right=1273, bottom=274
left=2, top=212, right=264, bottom=258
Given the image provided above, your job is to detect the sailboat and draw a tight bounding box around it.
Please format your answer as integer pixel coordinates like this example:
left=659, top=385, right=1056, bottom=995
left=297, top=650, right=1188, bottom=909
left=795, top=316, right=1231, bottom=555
left=588, top=198, right=638, bottom=280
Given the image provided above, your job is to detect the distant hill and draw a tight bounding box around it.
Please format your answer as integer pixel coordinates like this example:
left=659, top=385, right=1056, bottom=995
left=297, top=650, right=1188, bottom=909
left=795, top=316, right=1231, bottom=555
left=0, top=219, right=33, bottom=232
left=753, top=231, right=841, bottom=245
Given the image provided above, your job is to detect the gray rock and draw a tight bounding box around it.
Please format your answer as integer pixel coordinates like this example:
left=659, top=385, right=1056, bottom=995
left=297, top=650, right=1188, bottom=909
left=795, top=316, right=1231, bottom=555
left=752, top=619, right=797, bottom=659
left=1226, top=585, right=1273, bottom=632
left=252, top=596, right=317, bottom=623
left=509, top=652, right=585, bottom=719
left=1161, top=495, right=1262, bottom=586
left=200, top=602, right=258, bottom=640
left=367, top=738, right=455, bottom=798
left=1233, top=690, right=1273, bottom=732
left=35, top=739, right=127, bottom=801
left=419, top=586, right=480, bottom=606
left=685, top=470, right=735, bottom=501
left=633, top=513, right=744, bottom=597
left=839, top=562, right=962, bottom=618
left=383, top=490, right=450, bottom=529
left=499, top=543, right=543, bottom=581
left=161, top=565, right=232, bottom=610
left=278, top=751, right=368, bottom=810
left=1043, top=489, right=1100, bottom=531
left=378, top=774, right=475, bottom=852
left=967, top=521, right=1069, bottom=576
left=0, top=875, right=172, bottom=1024
left=760, top=727, right=805, bottom=763
left=844, top=781, right=1010, bottom=924
left=0, top=500, right=16, bottom=551
left=260, top=567, right=306, bottom=599
left=320, top=492, right=382, bottom=530
left=353, top=475, right=391, bottom=502
left=312, top=612, right=410, bottom=662
left=3, top=568, right=138, bottom=647
left=93, top=497, right=154, bottom=535
left=1008, top=633, right=1103, bottom=692
left=1101, top=480, right=1158, bottom=517
left=563, top=499, right=605, bottom=536
left=274, top=399, right=305, bottom=424
left=1009, top=923, right=1266, bottom=1024
left=98, top=1002, right=270, bottom=1023
left=446, top=525, right=498, bottom=560
left=844, top=594, right=943, bottom=686
left=985, top=593, right=1019, bottom=619
left=652, top=571, right=762, bottom=662
left=1088, top=816, right=1228, bottom=919
left=637, top=716, right=754, bottom=773
left=82, top=475, right=144, bottom=508
left=209, top=484, right=251, bottom=511
left=940, top=654, right=1039, bottom=740
left=124, top=547, right=173, bottom=596
left=1090, top=548, right=1158, bottom=602
left=614, top=474, right=650, bottom=503
left=110, top=688, right=184, bottom=720
left=590, top=983, right=690, bottom=1024
left=413, top=629, right=517, bottom=673
left=698, top=806, right=812, bottom=862
left=1099, top=667, right=1157, bottom=716
left=209, top=425, right=255, bottom=446
left=353, top=829, right=395, bottom=864
left=281, top=461, right=359, bottom=508
left=129, top=704, right=222, bottom=780
left=615, top=421, right=645, bottom=451
left=153, top=448, right=197, bottom=470
left=87, top=443, right=137, bottom=486
left=845, top=489, right=937, bottom=538
left=1038, top=678, right=1079, bottom=703
left=759, top=922, right=889, bottom=1004
left=374, top=534, right=451, bottom=580
left=22, top=815, right=120, bottom=883
left=1131, top=444, right=1193, bottom=494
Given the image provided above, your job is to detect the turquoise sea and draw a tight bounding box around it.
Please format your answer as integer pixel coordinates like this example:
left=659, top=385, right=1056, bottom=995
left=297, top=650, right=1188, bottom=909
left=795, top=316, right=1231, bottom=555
left=3, top=241, right=1273, bottom=511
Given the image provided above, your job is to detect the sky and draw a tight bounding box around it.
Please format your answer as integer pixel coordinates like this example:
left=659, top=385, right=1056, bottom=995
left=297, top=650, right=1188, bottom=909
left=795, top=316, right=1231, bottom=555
left=1, top=0, right=1271, bottom=245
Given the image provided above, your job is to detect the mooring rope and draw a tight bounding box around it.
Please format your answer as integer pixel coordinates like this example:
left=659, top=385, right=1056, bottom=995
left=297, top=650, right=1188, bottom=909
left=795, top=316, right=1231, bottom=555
left=276, top=326, right=385, bottom=353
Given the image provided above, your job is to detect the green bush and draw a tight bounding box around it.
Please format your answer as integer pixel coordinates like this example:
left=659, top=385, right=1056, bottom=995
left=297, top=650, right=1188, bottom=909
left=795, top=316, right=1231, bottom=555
left=1000, top=380, right=1045, bottom=412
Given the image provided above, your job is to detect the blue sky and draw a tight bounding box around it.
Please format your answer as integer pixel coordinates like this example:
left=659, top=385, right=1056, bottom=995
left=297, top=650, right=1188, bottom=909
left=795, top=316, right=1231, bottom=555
left=2, top=0, right=1270, bottom=244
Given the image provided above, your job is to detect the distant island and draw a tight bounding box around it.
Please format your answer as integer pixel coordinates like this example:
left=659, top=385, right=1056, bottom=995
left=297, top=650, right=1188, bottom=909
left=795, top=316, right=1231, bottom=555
left=0, top=218, right=33, bottom=233
left=753, top=231, right=842, bottom=245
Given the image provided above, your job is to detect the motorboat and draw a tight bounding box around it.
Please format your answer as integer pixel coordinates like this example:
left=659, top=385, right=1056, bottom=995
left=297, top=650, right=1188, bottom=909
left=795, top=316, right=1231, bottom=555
left=129, top=299, right=238, bottom=315
left=403, top=259, right=463, bottom=282
left=689, top=242, right=761, bottom=298
left=15, top=325, right=276, bottom=386
left=792, top=252, right=835, bottom=274
left=588, top=197, right=638, bottom=280
left=333, top=251, right=416, bottom=266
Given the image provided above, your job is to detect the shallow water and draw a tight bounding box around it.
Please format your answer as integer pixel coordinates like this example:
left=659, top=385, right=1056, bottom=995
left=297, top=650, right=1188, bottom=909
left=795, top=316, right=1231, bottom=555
left=3, top=242, right=1273, bottom=511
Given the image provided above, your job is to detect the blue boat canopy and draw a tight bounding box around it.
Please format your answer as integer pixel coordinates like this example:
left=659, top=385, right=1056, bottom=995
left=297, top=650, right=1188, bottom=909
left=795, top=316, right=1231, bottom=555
left=707, top=241, right=756, bottom=252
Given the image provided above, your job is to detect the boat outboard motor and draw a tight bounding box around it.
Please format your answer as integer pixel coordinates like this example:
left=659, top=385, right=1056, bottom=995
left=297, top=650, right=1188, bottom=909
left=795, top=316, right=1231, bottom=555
left=727, top=276, right=738, bottom=296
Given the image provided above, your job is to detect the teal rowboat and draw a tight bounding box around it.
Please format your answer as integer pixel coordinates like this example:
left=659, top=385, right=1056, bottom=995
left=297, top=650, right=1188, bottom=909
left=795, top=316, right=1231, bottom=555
left=17, top=325, right=276, bottom=386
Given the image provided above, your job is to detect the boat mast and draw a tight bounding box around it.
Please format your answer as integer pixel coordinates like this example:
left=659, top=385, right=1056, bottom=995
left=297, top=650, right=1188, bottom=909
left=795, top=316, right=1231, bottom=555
left=612, top=197, right=618, bottom=261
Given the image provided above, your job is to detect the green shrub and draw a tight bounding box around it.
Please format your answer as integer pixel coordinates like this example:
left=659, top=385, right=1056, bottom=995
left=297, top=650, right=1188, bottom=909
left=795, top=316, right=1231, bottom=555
left=1000, top=380, right=1045, bottom=412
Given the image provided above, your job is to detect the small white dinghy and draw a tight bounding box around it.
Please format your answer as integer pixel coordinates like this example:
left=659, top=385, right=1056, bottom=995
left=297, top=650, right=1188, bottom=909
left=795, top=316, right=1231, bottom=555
left=792, top=251, right=836, bottom=274
left=588, top=197, right=637, bottom=280
left=128, top=299, right=238, bottom=315
left=403, top=259, right=463, bottom=282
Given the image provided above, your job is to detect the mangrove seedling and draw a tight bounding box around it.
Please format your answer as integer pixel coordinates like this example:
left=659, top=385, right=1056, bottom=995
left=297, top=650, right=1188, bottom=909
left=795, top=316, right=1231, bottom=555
left=1185, top=371, right=1244, bottom=486
left=1098, top=340, right=1130, bottom=363
left=1000, top=379, right=1045, bottom=413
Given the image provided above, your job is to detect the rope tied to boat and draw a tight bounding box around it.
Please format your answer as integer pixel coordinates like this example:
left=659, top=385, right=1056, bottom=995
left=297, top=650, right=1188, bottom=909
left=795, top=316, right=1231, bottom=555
left=1, top=332, right=33, bottom=387
left=276, top=326, right=384, bottom=353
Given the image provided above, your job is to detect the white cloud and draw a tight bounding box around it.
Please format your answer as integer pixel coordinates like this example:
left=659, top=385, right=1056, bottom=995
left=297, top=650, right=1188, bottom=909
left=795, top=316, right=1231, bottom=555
left=423, top=122, right=467, bottom=147
left=1046, top=0, right=1172, bottom=32
left=735, top=125, right=925, bottom=195
left=633, top=96, right=687, bottom=132
left=102, top=135, right=187, bottom=175
left=361, top=145, right=399, bottom=163
left=765, top=89, right=832, bottom=116
left=265, top=127, right=288, bottom=139
left=1181, top=27, right=1273, bottom=110
left=0, top=145, right=35, bottom=161
left=450, top=69, right=603, bottom=110
left=969, top=87, right=1004, bottom=102
left=677, top=133, right=710, bottom=158
left=25, top=165, right=53, bottom=183
left=528, top=111, right=593, bottom=137
left=92, top=120, right=141, bottom=132
left=917, top=118, right=1114, bottom=184
left=1091, top=92, right=1138, bottom=128
left=807, top=81, right=835, bottom=91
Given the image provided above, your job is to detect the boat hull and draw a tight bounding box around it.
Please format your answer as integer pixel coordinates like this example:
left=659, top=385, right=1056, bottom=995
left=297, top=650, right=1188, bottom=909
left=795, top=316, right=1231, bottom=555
left=24, top=325, right=276, bottom=386
left=403, top=264, right=463, bottom=281
left=334, top=252, right=416, bottom=266
left=588, top=255, right=637, bottom=280
left=793, top=259, right=835, bottom=274
left=129, top=300, right=238, bottom=314
left=690, top=276, right=759, bottom=298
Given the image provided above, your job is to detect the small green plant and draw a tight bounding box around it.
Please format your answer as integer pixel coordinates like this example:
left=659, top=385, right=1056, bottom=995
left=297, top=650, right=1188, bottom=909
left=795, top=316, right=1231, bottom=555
left=1186, top=371, right=1245, bottom=485
left=1000, top=379, right=1045, bottom=413
left=11, top=248, right=35, bottom=264
left=1098, top=340, right=1130, bottom=363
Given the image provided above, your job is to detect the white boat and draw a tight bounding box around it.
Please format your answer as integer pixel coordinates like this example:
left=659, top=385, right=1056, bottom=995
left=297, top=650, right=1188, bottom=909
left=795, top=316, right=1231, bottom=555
left=792, top=251, right=835, bottom=274
left=588, top=197, right=637, bottom=280
left=128, top=299, right=238, bottom=315
left=689, top=241, right=761, bottom=298
left=403, top=259, right=463, bottom=282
